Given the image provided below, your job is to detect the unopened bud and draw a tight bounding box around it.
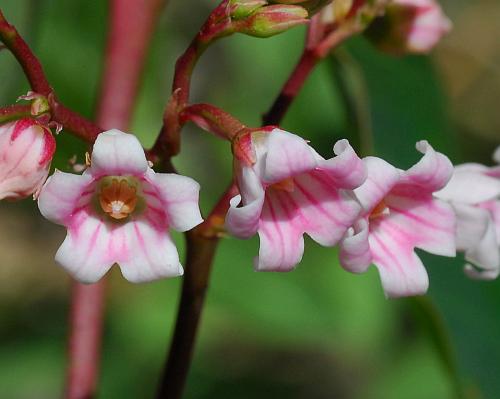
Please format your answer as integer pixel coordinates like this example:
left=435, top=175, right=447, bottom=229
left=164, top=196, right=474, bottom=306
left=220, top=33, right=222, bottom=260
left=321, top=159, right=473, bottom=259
left=238, top=4, right=309, bottom=38
left=365, top=0, right=451, bottom=54
left=230, top=0, right=268, bottom=19
left=0, top=119, right=56, bottom=200
left=270, top=0, right=332, bottom=14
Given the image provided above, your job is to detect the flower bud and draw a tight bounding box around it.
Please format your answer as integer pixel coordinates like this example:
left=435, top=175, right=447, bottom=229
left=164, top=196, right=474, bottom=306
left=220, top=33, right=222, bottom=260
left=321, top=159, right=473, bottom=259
left=0, top=119, right=56, bottom=200
left=365, top=0, right=451, bottom=54
left=230, top=0, right=268, bottom=19
left=237, top=4, right=309, bottom=38
left=270, top=0, right=332, bottom=14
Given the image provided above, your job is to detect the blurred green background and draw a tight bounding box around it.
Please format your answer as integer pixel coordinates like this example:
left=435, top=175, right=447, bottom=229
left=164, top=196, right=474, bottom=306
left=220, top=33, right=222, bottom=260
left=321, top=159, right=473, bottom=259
left=0, top=0, right=499, bottom=398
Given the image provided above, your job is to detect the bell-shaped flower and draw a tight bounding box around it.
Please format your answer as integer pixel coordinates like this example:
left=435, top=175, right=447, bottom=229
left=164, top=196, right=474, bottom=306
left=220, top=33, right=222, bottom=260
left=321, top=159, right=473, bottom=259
left=38, top=130, right=203, bottom=283
left=226, top=128, right=366, bottom=271
left=0, top=118, right=56, bottom=200
left=436, top=147, right=500, bottom=280
left=339, top=141, right=456, bottom=298
left=366, top=0, right=451, bottom=54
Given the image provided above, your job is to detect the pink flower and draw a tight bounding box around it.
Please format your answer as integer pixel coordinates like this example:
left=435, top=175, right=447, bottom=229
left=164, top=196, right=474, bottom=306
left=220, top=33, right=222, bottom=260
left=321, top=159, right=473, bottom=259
left=226, top=128, right=366, bottom=271
left=0, top=118, right=56, bottom=200
left=38, top=130, right=203, bottom=283
left=367, top=0, right=451, bottom=54
left=394, top=0, right=451, bottom=53
left=339, top=141, right=456, bottom=298
left=436, top=147, right=500, bottom=280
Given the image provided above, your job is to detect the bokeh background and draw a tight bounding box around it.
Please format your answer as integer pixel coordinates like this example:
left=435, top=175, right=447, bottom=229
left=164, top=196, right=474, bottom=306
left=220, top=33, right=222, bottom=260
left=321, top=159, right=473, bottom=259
left=0, top=0, right=499, bottom=398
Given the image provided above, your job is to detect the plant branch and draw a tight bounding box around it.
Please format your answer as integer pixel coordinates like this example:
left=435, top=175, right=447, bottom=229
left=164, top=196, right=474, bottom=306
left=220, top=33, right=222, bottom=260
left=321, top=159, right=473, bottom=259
left=0, top=8, right=102, bottom=142
left=0, top=104, right=32, bottom=123
left=263, top=2, right=386, bottom=126
left=149, top=0, right=234, bottom=163
left=155, top=183, right=237, bottom=399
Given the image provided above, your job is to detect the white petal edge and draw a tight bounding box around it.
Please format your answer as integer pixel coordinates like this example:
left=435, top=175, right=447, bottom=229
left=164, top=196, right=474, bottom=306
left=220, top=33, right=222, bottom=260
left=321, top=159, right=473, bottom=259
left=90, top=130, right=148, bottom=177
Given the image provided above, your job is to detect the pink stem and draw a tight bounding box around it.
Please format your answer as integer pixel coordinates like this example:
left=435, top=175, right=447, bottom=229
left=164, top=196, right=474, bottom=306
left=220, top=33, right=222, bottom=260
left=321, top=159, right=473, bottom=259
left=65, top=1, right=166, bottom=398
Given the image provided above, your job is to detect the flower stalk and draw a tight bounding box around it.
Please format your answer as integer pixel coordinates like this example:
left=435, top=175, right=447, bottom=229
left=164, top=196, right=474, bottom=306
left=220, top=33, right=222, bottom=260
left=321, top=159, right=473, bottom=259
left=0, top=9, right=102, bottom=142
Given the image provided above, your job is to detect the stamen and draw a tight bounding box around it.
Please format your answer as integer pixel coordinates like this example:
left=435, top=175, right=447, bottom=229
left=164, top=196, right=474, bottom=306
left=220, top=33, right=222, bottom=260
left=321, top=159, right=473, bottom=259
left=270, top=177, right=295, bottom=192
left=99, top=178, right=137, bottom=220
left=370, top=200, right=389, bottom=220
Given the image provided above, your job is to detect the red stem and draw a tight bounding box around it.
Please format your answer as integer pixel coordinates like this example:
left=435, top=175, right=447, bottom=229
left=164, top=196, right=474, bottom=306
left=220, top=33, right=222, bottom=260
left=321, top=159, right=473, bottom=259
left=155, top=183, right=237, bottom=399
left=149, top=0, right=233, bottom=161
left=0, top=9, right=102, bottom=142
left=263, top=49, right=319, bottom=125
left=65, top=1, right=166, bottom=398
left=0, top=104, right=32, bottom=123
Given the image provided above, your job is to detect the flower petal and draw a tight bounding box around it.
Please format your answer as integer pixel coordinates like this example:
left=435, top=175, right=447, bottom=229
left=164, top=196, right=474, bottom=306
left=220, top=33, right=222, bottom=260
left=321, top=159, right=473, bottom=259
left=493, top=146, right=500, bottom=164
left=291, top=171, right=361, bottom=246
left=385, top=194, right=456, bottom=257
left=255, top=191, right=304, bottom=271
left=354, top=157, right=400, bottom=213
left=226, top=166, right=265, bottom=238
left=369, top=218, right=429, bottom=298
left=479, top=200, right=500, bottom=245
left=38, top=171, right=94, bottom=225
left=118, top=217, right=183, bottom=283
left=317, top=139, right=367, bottom=190
left=394, top=140, right=453, bottom=195
left=261, top=129, right=318, bottom=184
left=55, top=208, right=114, bottom=283
left=146, top=171, right=203, bottom=232
left=339, top=218, right=372, bottom=273
left=435, top=168, right=500, bottom=204
left=453, top=203, right=500, bottom=278
left=90, top=130, right=148, bottom=177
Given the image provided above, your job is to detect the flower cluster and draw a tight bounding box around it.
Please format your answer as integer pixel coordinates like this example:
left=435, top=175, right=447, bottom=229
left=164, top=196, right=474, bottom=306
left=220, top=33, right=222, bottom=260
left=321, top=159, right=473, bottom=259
left=1, top=119, right=497, bottom=298
left=227, top=128, right=457, bottom=297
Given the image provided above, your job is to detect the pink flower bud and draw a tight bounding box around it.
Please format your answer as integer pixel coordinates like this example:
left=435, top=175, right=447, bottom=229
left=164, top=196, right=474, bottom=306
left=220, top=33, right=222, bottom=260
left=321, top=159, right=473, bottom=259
left=0, top=118, right=56, bottom=200
left=238, top=4, right=309, bottom=38
left=366, top=0, right=451, bottom=54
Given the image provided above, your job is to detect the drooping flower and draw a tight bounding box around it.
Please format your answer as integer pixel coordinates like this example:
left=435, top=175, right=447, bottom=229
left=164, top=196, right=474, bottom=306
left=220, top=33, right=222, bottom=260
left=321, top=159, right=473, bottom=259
left=226, top=128, right=366, bottom=271
left=435, top=148, right=500, bottom=280
left=0, top=118, right=56, bottom=200
left=38, top=130, right=203, bottom=283
left=339, top=141, right=456, bottom=298
left=366, top=0, right=451, bottom=54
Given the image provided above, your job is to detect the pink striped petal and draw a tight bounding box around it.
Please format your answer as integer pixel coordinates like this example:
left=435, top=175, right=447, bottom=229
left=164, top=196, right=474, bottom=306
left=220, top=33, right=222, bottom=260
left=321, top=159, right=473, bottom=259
left=317, top=139, right=367, bottom=190
left=454, top=204, right=500, bottom=279
left=118, top=217, right=183, bottom=283
left=436, top=167, right=500, bottom=204
left=38, top=171, right=94, bottom=225
left=146, top=170, right=203, bottom=232
left=393, top=140, right=453, bottom=195
left=90, top=130, right=148, bottom=177
left=55, top=208, right=114, bottom=283
left=261, top=128, right=318, bottom=184
left=291, top=171, right=361, bottom=246
left=354, top=156, right=400, bottom=213
left=339, top=218, right=372, bottom=273
left=479, top=200, right=500, bottom=245
left=255, top=191, right=304, bottom=271
left=369, top=218, right=429, bottom=298
left=385, top=194, right=456, bottom=257
left=226, top=166, right=265, bottom=238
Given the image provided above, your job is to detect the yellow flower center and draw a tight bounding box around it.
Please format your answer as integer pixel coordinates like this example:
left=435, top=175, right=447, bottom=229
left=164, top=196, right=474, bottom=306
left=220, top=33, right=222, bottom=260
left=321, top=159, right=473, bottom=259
left=369, top=200, right=389, bottom=220
left=99, top=178, right=138, bottom=220
left=270, top=177, right=295, bottom=192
